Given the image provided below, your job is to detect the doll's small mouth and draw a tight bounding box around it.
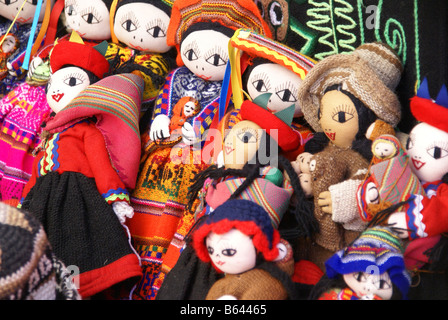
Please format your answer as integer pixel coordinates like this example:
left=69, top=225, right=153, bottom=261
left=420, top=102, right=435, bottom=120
left=14, top=16, right=32, bottom=23
left=52, top=93, right=64, bottom=102
left=412, top=159, right=425, bottom=170
left=225, top=146, right=234, bottom=155
left=216, top=260, right=225, bottom=266
left=324, top=131, right=336, bottom=141
left=198, top=74, right=212, bottom=81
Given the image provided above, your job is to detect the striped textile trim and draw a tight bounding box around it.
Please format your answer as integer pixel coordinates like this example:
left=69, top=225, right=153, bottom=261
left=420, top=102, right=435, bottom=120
left=175, top=0, right=266, bottom=44
left=230, top=29, right=316, bottom=79
left=357, top=227, right=403, bottom=251
left=38, top=133, right=61, bottom=177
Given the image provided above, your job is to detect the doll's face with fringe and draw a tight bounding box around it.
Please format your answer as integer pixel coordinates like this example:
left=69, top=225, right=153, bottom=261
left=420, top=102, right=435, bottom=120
left=181, top=29, right=229, bottom=81
left=46, top=66, right=90, bottom=113
left=0, top=0, right=52, bottom=24
left=406, top=122, right=448, bottom=182
left=246, top=62, right=303, bottom=117
left=113, top=2, right=171, bottom=53
left=206, top=229, right=257, bottom=274
left=64, top=0, right=111, bottom=40
left=319, top=90, right=359, bottom=148
left=343, top=271, right=393, bottom=300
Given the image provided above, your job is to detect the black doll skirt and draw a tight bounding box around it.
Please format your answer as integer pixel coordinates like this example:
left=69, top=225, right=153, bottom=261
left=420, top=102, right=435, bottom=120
left=20, top=171, right=142, bottom=298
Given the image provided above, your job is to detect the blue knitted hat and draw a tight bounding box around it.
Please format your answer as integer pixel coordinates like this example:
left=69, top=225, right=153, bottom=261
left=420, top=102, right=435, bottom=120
left=325, top=226, right=411, bottom=299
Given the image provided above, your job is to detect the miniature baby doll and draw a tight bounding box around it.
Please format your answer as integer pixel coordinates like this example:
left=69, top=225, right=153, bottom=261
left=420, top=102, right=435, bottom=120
left=18, top=36, right=143, bottom=298
left=126, top=0, right=272, bottom=300
left=296, top=42, right=403, bottom=270
left=192, top=199, right=298, bottom=300
left=290, top=151, right=313, bottom=197
left=0, top=33, right=18, bottom=80
left=309, top=226, right=411, bottom=300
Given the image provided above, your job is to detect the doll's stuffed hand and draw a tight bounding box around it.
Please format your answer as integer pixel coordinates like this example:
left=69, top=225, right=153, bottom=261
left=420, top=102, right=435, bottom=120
left=150, top=114, right=171, bottom=141
left=387, top=211, right=408, bottom=238
left=112, top=201, right=134, bottom=224
left=181, top=122, right=197, bottom=145
left=318, top=190, right=333, bottom=214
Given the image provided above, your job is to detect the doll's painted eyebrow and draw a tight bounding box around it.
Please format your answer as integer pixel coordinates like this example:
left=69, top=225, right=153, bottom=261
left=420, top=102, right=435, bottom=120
left=204, top=46, right=228, bottom=63
left=182, top=40, right=200, bottom=58
left=80, top=6, right=102, bottom=23
left=331, top=104, right=355, bottom=117
left=120, top=11, right=140, bottom=29
left=65, top=0, right=76, bottom=8
left=426, top=141, right=448, bottom=152
left=250, top=72, right=271, bottom=92
left=145, top=18, right=168, bottom=34
left=275, top=81, right=298, bottom=101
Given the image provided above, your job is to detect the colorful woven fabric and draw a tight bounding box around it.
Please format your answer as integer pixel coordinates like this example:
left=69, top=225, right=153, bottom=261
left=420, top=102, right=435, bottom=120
left=0, top=83, right=50, bottom=206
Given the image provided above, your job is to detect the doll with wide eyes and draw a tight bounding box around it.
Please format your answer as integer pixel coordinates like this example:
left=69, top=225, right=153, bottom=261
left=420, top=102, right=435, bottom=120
left=18, top=36, right=143, bottom=299
left=192, top=199, right=299, bottom=300
left=0, top=0, right=54, bottom=95
left=105, top=0, right=176, bottom=118
left=126, top=0, right=272, bottom=300
left=309, top=226, right=411, bottom=300
left=295, top=42, right=403, bottom=271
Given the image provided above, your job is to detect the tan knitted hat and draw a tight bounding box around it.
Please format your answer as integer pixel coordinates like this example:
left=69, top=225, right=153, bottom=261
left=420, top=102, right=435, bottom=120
left=298, top=42, right=403, bottom=132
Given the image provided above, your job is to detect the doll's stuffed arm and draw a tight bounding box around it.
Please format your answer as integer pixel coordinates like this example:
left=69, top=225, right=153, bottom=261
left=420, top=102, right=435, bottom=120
left=150, top=114, right=171, bottom=141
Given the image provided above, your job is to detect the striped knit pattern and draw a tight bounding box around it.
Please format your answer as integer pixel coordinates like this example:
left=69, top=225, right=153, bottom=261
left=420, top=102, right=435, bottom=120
left=171, top=0, right=268, bottom=46
left=230, top=28, right=316, bottom=80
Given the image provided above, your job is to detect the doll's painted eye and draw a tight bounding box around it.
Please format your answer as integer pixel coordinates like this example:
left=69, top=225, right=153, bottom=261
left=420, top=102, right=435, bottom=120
left=122, top=19, right=137, bottom=32
left=374, top=278, right=392, bottom=290
left=406, top=137, right=413, bottom=150
left=147, top=26, right=166, bottom=38
left=237, top=131, right=257, bottom=144
left=221, top=248, right=236, bottom=257
left=332, top=111, right=354, bottom=123
left=427, top=146, right=448, bottom=159
left=207, top=246, right=214, bottom=255
left=0, top=0, right=18, bottom=4
left=251, top=79, right=268, bottom=93
left=27, top=0, right=38, bottom=4
left=82, top=13, right=100, bottom=24
left=276, top=88, right=297, bottom=103
left=63, top=76, right=84, bottom=87
left=65, top=5, right=76, bottom=16
left=184, top=49, right=198, bottom=62
left=354, top=272, right=367, bottom=282
left=205, top=54, right=226, bottom=67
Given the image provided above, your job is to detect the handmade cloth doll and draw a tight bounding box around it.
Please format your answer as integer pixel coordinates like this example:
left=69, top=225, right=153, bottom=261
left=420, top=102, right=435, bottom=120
left=19, top=70, right=144, bottom=298
left=0, top=31, right=108, bottom=207
left=380, top=79, right=448, bottom=299
left=0, top=201, right=81, bottom=300
left=126, top=0, right=272, bottom=300
left=295, top=42, right=403, bottom=271
left=309, top=226, right=411, bottom=300
left=0, top=0, right=53, bottom=96
left=106, top=0, right=176, bottom=119
left=356, top=134, right=425, bottom=223
left=224, top=28, right=315, bottom=160
left=192, top=199, right=299, bottom=300
left=0, top=33, right=19, bottom=80
left=26, top=0, right=113, bottom=86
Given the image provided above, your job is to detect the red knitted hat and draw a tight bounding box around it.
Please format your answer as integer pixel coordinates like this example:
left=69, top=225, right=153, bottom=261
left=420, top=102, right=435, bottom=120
left=410, top=78, right=448, bottom=133
left=50, top=32, right=110, bottom=79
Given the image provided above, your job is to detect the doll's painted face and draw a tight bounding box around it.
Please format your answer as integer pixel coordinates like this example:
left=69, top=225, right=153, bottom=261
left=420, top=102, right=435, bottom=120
left=343, top=271, right=393, bottom=300
left=181, top=29, right=229, bottom=81
left=64, top=0, right=111, bottom=40
left=247, top=62, right=303, bottom=116
left=46, top=66, right=90, bottom=113
left=319, top=90, right=359, bottom=148
left=373, top=139, right=399, bottom=160
left=183, top=100, right=198, bottom=117
left=0, top=0, right=52, bottom=23
left=114, top=2, right=171, bottom=53
left=223, top=120, right=263, bottom=170
left=206, top=228, right=257, bottom=274
left=1, top=34, right=17, bottom=53
left=406, top=122, right=448, bottom=182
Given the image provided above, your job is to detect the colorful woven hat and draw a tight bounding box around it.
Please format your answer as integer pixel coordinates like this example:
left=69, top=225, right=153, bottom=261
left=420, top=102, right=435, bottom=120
left=166, top=0, right=272, bottom=66
left=192, top=199, right=281, bottom=264
left=410, top=78, right=448, bottom=133
left=0, top=202, right=80, bottom=300
left=298, top=42, right=403, bottom=132
left=43, top=73, right=144, bottom=189
left=325, top=226, right=411, bottom=299
left=49, top=31, right=110, bottom=79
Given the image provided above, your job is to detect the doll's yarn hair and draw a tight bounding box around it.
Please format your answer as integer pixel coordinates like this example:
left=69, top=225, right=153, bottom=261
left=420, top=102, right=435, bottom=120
left=180, top=21, right=237, bottom=44
left=306, top=83, right=378, bottom=161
